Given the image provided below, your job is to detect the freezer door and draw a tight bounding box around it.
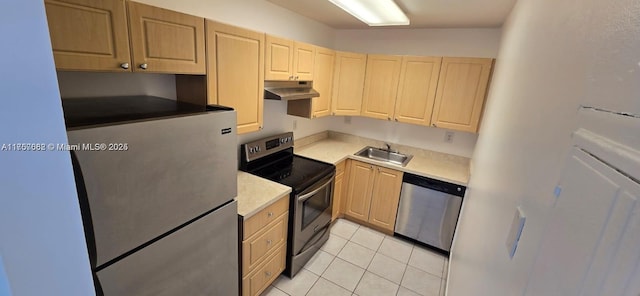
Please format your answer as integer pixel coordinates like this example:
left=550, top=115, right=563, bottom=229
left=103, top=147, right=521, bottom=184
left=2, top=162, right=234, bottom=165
left=96, top=201, right=239, bottom=296
left=395, top=183, right=462, bottom=251
left=68, top=111, right=237, bottom=267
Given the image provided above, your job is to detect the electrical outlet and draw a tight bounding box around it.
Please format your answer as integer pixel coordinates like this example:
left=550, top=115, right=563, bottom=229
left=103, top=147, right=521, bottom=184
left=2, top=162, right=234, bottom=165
left=444, top=131, right=454, bottom=143
left=344, top=116, right=351, bottom=124
left=292, top=120, right=297, bottom=130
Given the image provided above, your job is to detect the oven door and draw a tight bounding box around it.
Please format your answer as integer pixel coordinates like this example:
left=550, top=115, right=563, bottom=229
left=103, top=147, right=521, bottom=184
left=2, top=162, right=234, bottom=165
left=293, top=173, right=334, bottom=255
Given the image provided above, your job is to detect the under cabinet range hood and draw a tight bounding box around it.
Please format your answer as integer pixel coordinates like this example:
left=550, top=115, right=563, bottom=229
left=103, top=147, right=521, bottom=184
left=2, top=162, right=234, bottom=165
left=264, top=81, right=319, bottom=100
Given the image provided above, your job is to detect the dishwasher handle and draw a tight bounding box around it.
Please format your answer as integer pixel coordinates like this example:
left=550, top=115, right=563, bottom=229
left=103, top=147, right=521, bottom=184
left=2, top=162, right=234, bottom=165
left=402, top=173, right=466, bottom=197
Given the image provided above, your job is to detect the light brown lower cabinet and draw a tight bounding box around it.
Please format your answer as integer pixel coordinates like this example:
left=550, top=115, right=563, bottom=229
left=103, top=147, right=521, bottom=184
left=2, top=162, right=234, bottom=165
left=242, top=243, right=286, bottom=296
left=240, top=196, right=289, bottom=296
left=344, top=160, right=403, bottom=233
left=331, top=160, right=347, bottom=221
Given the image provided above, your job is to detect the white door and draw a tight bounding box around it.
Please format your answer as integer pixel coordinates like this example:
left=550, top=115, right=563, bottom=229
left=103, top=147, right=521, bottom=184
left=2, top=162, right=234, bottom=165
left=525, top=146, right=640, bottom=296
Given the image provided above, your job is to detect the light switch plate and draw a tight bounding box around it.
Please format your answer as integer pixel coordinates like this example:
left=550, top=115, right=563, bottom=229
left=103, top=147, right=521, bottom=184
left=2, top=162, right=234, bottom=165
left=506, top=207, right=526, bottom=259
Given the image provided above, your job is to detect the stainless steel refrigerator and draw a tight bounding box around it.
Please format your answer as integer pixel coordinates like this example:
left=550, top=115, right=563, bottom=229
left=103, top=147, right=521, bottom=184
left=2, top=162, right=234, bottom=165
left=64, top=96, right=238, bottom=295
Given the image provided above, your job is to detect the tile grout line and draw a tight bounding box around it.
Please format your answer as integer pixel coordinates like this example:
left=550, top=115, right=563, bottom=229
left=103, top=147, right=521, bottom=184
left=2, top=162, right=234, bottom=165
left=379, top=235, right=416, bottom=265
left=308, top=221, right=359, bottom=294
left=302, top=269, right=322, bottom=296
left=397, top=244, right=418, bottom=296
left=319, top=257, right=364, bottom=294
left=348, top=227, right=389, bottom=295
left=300, top=220, right=446, bottom=296
left=265, top=284, right=289, bottom=296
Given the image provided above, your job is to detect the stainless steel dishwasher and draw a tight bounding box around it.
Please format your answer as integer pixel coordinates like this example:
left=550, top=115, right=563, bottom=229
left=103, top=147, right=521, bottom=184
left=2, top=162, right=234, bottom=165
left=394, top=173, right=465, bottom=252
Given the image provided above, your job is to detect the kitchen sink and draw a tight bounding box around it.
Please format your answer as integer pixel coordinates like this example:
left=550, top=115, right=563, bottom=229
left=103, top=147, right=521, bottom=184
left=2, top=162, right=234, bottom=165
left=354, top=146, right=413, bottom=167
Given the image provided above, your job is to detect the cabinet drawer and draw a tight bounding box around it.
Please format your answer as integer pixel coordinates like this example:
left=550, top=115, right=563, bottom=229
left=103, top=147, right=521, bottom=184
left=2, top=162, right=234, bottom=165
left=242, top=212, right=288, bottom=276
left=243, top=196, right=289, bottom=240
left=242, top=243, right=286, bottom=296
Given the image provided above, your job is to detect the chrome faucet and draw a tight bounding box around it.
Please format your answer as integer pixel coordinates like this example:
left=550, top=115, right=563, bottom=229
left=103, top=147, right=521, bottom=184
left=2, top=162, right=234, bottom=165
left=383, top=143, right=397, bottom=153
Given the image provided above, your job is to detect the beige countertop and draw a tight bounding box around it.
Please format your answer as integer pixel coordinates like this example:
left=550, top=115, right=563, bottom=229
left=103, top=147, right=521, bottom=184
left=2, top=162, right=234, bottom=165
left=295, top=136, right=470, bottom=186
left=236, top=171, right=291, bottom=218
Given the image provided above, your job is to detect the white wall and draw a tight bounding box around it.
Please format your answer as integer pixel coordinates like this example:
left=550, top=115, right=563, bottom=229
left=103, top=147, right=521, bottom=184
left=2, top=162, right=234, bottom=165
left=328, top=117, right=478, bottom=158
left=449, top=0, right=640, bottom=294
left=0, top=1, right=94, bottom=295
left=57, top=72, right=177, bottom=99
left=237, top=100, right=333, bottom=145
left=330, top=28, right=502, bottom=158
left=335, top=28, right=501, bottom=57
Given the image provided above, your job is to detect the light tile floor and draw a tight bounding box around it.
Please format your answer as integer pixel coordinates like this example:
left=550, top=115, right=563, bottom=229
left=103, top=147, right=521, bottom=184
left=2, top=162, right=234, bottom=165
left=262, top=219, right=449, bottom=296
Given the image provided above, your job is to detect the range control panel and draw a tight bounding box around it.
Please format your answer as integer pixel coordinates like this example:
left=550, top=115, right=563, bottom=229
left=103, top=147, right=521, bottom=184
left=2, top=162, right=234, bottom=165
left=241, top=132, right=294, bottom=163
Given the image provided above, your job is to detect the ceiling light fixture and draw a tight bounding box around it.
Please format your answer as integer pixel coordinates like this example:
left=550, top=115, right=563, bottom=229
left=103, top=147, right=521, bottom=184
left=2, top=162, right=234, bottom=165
left=328, top=0, right=410, bottom=26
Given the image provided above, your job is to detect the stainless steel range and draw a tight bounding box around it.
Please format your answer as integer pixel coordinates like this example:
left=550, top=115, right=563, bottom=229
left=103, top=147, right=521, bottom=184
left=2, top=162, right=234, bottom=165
left=240, top=132, right=335, bottom=277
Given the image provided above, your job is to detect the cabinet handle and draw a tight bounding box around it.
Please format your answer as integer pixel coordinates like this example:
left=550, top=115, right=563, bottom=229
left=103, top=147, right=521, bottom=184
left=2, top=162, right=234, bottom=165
left=387, top=117, right=391, bottom=121
left=259, top=126, right=263, bottom=130
left=139, top=63, right=148, bottom=70
left=370, top=165, right=373, bottom=169
left=332, top=112, right=336, bottom=116
left=267, top=239, right=273, bottom=245
left=267, top=212, right=273, bottom=217
left=377, top=167, right=380, bottom=172
left=295, top=76, right=299, bottom=80
left=289, top=75, right=294, bottom=80
left=265, top=271, right=272, bottom=277
left=120, top=63, right=129, bottom=69
left=394, top=118, right=398, bottom=122
left=432, top=123, right=437, bottom=128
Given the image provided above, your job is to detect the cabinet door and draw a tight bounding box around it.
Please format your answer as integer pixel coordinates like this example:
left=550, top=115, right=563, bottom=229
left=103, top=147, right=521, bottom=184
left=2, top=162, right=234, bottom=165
left=431, top=57, right=492, bottom=132
left=331, top=51, right=367, bottom=116
left=127, top=2, right=206, bottom=74
left=368, top=167, right=403, bottom=232
left=394, top=56, right=442, bottom=126
left=293, top=42, right=315, bottom=81
left=331, top=161, right=346, bottom=221
left=44, top=0, right=131, bottom=72
left=312, top=47, right=335, bottom=118
left=344, top=160, right=375, bottom=222
left=265, top=35, right=294, bottom=80
left=361, top=55, right=402, bottom=120
left=207, top=21, right=264, bottom=134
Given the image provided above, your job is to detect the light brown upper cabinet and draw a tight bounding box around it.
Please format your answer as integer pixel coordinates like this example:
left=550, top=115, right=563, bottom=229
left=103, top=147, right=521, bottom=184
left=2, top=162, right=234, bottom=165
left=44, top=0, right=131, bottom=71
left=265, top=35, right=315, bottom=81
left=331, top=51, right=367, bottom=116
left=206, top=21, right=264, bottom=134
left=45, top=0, right=205, bottom=74
left=394, top=56, right=442, bottom=126
left=311, top=47, right=336, bottom=118
left=361, top=55, right=402, bottom=120
left=293, top=42, right=315, bottom=81
left=127, top=2, right=205, bottom=74
left=431, top=57, right=493, bottom=133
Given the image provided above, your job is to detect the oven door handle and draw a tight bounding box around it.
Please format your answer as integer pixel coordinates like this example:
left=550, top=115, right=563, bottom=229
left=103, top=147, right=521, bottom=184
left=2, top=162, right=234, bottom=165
left=296, top=222, right=331, bottom=256
left=297, top=177, right=333, bottom=202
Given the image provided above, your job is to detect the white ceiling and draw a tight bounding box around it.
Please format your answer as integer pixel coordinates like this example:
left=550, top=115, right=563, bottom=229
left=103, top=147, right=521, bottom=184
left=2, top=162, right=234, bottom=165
left=267, top=0, right=517, bottom=29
